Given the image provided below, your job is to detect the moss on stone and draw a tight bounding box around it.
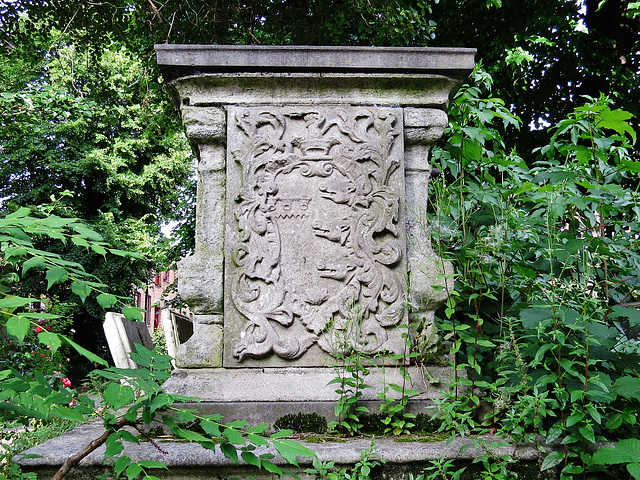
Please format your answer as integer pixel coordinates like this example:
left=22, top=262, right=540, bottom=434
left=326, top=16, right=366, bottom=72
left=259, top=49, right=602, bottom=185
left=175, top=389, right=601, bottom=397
left=273, top=413, right=327, bottom=434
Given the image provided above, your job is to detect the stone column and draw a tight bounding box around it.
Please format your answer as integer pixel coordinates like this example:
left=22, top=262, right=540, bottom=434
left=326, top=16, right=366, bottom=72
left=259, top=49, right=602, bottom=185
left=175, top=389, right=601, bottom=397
left=175, top=106, right=226, bottom=367
left=404, top=108, right=454, bottom=359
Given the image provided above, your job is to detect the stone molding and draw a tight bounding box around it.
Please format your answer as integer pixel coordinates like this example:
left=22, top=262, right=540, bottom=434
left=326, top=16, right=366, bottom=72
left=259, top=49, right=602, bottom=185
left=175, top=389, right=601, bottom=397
left=156, top=44, right=477, bottom=79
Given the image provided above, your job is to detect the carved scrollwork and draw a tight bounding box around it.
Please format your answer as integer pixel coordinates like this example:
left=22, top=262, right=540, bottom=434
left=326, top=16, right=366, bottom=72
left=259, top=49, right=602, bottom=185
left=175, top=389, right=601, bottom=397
left=229, top=106, right=406, bottom=362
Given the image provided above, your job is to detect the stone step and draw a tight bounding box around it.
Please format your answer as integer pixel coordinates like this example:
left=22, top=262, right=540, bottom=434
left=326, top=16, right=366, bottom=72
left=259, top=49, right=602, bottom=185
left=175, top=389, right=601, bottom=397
left=17, top=420, right=541, bottom=480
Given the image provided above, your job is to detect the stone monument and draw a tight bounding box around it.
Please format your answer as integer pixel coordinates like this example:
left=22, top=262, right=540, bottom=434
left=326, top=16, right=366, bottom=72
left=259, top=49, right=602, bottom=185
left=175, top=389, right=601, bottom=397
left=155, top=45, right=475, bottom=422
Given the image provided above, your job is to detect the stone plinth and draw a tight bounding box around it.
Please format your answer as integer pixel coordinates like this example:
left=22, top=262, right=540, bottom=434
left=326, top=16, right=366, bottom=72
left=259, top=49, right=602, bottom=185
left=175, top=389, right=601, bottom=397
left=155, top=45, right=474, bottom=419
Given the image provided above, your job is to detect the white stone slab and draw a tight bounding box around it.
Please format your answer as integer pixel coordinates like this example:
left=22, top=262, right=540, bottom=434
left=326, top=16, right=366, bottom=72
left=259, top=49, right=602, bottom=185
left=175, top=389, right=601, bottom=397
left=103, top=312, right=153, bottom=369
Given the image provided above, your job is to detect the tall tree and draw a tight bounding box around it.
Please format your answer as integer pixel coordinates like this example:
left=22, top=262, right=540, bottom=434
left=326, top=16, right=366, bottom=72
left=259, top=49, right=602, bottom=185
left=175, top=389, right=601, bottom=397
left=0, top=8, right=193, bottom=371
left=433, top=0, right=640, bottom=154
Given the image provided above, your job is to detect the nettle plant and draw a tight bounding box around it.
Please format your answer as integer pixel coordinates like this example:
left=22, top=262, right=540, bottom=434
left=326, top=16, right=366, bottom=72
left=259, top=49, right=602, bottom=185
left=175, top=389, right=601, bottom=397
left=428, top=67, right=640, bottom=479
left=0, top=208, right=315, bottom=480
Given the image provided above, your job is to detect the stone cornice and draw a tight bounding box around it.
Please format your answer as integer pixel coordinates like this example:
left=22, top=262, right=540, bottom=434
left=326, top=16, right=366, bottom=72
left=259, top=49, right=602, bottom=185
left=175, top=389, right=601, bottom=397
left=155, top=44, right=476, bottom=82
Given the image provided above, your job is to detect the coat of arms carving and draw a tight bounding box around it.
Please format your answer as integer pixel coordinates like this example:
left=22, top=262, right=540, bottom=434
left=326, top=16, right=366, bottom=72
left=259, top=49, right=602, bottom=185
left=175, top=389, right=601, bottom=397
left=224, top=105, right=407, bottom=366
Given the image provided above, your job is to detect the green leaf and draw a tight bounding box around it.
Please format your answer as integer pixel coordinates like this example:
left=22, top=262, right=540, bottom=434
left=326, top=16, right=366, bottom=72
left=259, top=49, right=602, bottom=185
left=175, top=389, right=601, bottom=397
left=273, top=439, right=316, bottom=466
left=122, top=306, right=144, bottom=322
left=0, top=296, right=40, bottom=308
left=176, top=409, right=196, bottom=422
left=114, top=456, right=131, bottom=476
left=260, top=459, right=284, bottom=475
left=105, top=434, right=125, bottom=457
left=247, top=433, right=270, bottom=447
left=109, top=248, right=142, bottom=259
left=220, top=442, right=239, bottom=464
left=628, top=463, right=640, bottom=480
left=22, top=256, right=46, bottom=274
left=137, top=460, right=168, bottom=470
left=593, top=439, right=640, bottom=465
left=17, top=313, right=59, bottom=320
left=97, top=293, right=118, bottom=309
left=541, top=450, right=564, bottom=471
left=45, top=266, right=68, bottom=289
left=247, top=424, right=268, bottom=434
left=223, top=427, right=246, bottom=446
left=606, top=413, right=624, bottom=430
left=613, top=377, right=640, bottom=401
left=227, top=419, right=248, bottom=429
left=270, top=429, right=293, bottom=439
left=126, top=463, right=143, bottom=480
left=241, top=451, right=261, bottom=468
left=462, top=139, right=483, bottom=164
left=5, top=207, right=31, bottom=219
left=104, top=383, right=135, bottom=410
left=546, top=422, right=564, bottom=444
left=37, top=331, right=62, bottom=353
left=91, top=244, right=108, bottom=256
left=176, top=428, right=213, bottom=444
left=597, top=107, right=636, bottom=143
left=61, top=335, right=108, bottom=366
left=50, top=405, right=87, bottom=422
left=200, top=417, right=222, bottom=438
left=579, top=424, right=595, bottom=443
left=71, top=236, right=90, bottom=249
left=70, top=280, right=91, bottom=303
left=520, top=306, right=551, bottom=330
left=6, top=316, right=30, bottom=342
left=148, top=393, right=173, bottom=414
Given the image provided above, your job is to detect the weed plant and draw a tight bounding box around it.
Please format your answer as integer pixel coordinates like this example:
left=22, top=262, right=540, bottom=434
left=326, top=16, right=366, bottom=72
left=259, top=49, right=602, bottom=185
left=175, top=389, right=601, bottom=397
left=427, top=66, right=640, bottom=479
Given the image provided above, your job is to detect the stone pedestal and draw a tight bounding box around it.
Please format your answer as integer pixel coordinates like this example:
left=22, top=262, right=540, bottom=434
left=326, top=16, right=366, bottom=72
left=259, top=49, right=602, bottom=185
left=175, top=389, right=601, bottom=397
left=155, top=45, right=475, bottom=421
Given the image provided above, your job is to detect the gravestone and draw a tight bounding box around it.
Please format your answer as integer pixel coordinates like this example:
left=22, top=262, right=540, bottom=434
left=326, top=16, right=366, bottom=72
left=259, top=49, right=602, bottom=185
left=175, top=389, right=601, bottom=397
left=161, top=309, right=194, bottom=364
left=156, top=45, right=475, bottom=422
left=103, top=312, right=153, bottom=369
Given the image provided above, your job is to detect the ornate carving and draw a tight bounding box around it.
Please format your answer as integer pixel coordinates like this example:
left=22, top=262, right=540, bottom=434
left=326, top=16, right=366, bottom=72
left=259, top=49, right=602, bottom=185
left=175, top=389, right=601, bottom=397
left=227, top=106, right=406, bottom=363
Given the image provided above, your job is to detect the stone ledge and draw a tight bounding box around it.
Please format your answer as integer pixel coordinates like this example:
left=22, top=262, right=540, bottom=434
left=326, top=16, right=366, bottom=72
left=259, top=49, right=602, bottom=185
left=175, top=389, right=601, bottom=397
left=18, top=420, right=540, bottom=480
left=168, top=73, right=463, bottom=108
left=155, top=45, right=477, bottom=82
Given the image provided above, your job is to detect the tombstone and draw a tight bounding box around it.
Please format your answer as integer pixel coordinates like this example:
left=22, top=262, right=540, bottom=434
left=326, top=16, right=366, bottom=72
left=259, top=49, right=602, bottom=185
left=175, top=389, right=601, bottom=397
left=155, top=45, right=475, bottom=422
left=103, top=312, right=154, bottom=369
left=161, top=309, right=194, bottom=364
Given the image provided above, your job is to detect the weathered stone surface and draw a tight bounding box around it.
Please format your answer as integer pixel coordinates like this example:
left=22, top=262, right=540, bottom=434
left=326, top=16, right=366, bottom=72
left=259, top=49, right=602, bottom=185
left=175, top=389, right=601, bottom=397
left=156, top=44, right=474, bottom=403
left=177, top=251, right=224, bottom=315
left=175, top=323, right=223, bottom=368
left=161, top=310, right=194, bottom=364
left=18, top=420, right=540, bottom=480
left=224, top=105, right=407, bottom=367
left=155, top=45, right=478, bottom=79
left=170, top=74, right=462, bottom=109
left=14, top=44, right=489, bottom=480
left=161, top=366, right=450, bottom=403
left=103, top=312, right=153, bottom=369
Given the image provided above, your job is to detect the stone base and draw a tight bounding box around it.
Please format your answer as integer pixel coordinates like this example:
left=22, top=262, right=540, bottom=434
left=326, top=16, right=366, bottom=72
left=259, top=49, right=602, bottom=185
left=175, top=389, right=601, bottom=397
left=18, top=421, right=542, bottom=480
left=162, top=365, right=453, bottom=425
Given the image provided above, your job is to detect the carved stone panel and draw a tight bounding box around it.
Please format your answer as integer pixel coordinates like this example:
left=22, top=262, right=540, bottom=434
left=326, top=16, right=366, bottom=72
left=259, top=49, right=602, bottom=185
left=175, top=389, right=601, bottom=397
left=224, top=106, right=407, bottom=367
